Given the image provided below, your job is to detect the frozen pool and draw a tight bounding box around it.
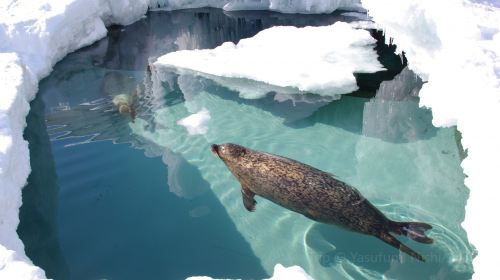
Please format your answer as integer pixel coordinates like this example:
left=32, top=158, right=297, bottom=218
left=18, top=8, right=474, bottom=280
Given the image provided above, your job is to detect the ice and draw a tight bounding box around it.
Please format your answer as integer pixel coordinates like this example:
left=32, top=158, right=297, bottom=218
left=362, top=67, right=428, bottom=143
left=223, top=0, right=364, bottom=14
left=0, top=0, right=151, bottom=79
left=156, top=22, right=384, bottom=98
left=148, top=0, right=363, bottom=13
left=176, top=108, right=211, bottom=135
left=266, top=264, right=314, bottom=280
left=186, top=264, right=313, bottom=280
left=222, top=0, right=268, bottom=11
left=149, top=0, right=226, bottom=10
left=361, top=0, right=500, bottom=279
left=0, top=53, right=45, bottom=280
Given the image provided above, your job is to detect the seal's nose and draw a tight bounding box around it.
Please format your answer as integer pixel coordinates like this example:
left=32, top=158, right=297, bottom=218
left=211, top=144, right=219, bottom=156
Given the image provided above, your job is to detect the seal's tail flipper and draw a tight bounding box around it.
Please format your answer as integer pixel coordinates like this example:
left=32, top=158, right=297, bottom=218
left=378, top=232, right=426, bottom=262
left=392, top=221, right=433, bottom=244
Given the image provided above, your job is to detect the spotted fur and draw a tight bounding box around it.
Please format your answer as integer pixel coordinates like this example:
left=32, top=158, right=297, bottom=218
left=211, top=143, right=433, bottom=261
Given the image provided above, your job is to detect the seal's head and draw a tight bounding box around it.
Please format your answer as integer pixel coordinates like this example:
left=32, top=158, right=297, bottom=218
left=211, top=143, right=247, bottom=164
left=118, top=104, right=131, bottom=114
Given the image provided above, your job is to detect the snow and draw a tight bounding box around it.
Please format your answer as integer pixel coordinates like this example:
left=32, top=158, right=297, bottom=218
left=149, top=0, right=225, bottom=10
left=0, top=0, right=150, bottom=79
left=156, top=22, right=384, bottom=98
left=0, top=53, right=45, bottom=280
left=186, top=264, right=314, bottom=280
left=223, top=0, right=364, bottom=14
left=176, top=108, right=211, bottom=135
left=361, top=0, right=500, bottom=279
left=265, top=264, right=314, bottom=280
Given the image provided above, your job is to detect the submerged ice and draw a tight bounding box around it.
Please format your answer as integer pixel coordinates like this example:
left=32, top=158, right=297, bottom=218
left=361, top=1, right=500, bottom=278
left=126, top=63, right=474, bottom=279
left=177, top=108, right=211, bottom=135
left=156, top=22, right=384, bottom=98
left=187, top=264, right=314, bottom=280
left=1, top=0, right=499, bottom=279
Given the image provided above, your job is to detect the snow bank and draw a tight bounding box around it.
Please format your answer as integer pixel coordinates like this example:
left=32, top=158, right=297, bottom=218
left=0, top=53, right=45, bottom=280
left=156, top=22, right=384, bottom=98
left=0, top=0, right=150, bottom=79
left=0, top=0, right=151, bottom=278
left=176, top=108, right=211, bottom=135
left=361, top=0, right=500, bottom=279
left=186, top=264, right=314, bottom=280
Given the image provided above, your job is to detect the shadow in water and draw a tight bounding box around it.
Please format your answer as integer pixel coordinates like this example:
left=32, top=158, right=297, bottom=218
left=354, top=29, right=408, bottom=94
left=18, top=97, right=70, bottom=279
left=162, top=149, right=210, bottom=200
left=306, top=223, right=473, bottom=280
left=21, top=94, right=268, bottom=279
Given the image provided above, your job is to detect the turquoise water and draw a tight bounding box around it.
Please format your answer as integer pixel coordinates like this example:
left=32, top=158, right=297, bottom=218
left=19, top=8, right=473, bottom=280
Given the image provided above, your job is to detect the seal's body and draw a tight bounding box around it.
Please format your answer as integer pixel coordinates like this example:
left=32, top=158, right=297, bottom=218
left=112, top=93, right=137, bottom=122
left=211, top=143, right=433, bottom=261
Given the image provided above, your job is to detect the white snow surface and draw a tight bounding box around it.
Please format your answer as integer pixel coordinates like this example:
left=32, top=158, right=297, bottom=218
left=0, top=53, right=45, bottom=280
left=361, top=0, right=500, bottom=279
left=264, top=264, right=314, bottom=280
left=186, top=264, right=314, bottom=280
left=156, top=22, right=384, bottom=98
left=177, top=108, right=211, bottom=135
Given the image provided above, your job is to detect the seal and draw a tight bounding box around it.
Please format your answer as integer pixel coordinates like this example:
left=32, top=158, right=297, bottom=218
left=211, top=143, right=433, bottom=261
left=112, top=93, right=137, bottom=122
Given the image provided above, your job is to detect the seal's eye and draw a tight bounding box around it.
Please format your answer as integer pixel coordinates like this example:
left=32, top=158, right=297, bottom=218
left=220, top=146, right=226, bottom=152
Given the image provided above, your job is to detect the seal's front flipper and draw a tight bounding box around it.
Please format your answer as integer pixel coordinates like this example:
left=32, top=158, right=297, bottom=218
left=378, top=232, right=425, bottom=262
left=241, top=187, right=256, bottom=212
